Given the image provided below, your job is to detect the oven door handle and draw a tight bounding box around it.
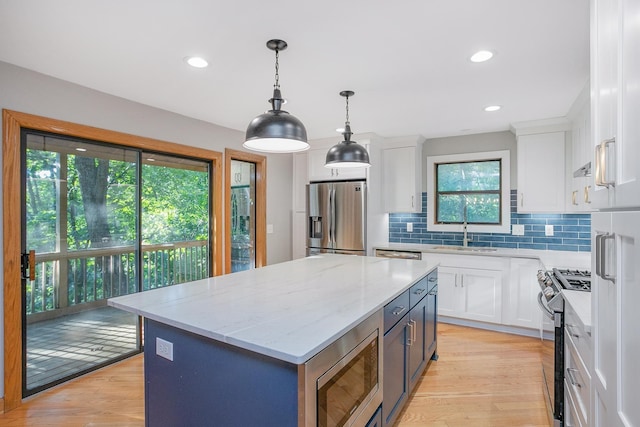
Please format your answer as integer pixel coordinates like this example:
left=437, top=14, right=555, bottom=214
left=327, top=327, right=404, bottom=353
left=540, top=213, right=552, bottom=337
left=537, top=291, right=555, bottom=320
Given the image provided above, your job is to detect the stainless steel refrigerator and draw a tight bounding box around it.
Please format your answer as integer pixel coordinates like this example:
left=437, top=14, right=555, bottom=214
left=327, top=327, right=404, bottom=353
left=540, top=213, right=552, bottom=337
left=306, top=181, right=366, bottom=256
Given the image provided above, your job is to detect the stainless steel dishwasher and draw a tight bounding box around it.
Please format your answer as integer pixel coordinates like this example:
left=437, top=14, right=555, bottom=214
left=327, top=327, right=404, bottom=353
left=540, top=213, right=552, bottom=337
left=374, top=248, right=422, bottom=260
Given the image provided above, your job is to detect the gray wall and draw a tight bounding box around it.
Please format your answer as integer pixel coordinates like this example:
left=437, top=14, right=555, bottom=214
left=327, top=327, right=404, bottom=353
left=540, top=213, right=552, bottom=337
left=0, top=61, right=294, bottom=397
left=422, top=130, right=518, bottom=189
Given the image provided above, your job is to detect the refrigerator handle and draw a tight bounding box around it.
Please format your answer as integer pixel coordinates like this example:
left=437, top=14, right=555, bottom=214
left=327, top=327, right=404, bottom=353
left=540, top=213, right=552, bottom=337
left=330, top=188, right=336, bottom=246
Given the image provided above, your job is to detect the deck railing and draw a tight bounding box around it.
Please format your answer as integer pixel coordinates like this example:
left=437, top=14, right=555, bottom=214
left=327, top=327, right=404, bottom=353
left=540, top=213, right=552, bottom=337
left=26, top=240, right=209, bottom=316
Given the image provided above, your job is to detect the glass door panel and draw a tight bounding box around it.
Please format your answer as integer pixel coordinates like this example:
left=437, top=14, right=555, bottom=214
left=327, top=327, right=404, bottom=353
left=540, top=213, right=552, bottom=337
left=141, top=152, right=210, bottom=288
left=230, top=160, right=256, bottom=272
left=23, top=132, right=140, bottom=395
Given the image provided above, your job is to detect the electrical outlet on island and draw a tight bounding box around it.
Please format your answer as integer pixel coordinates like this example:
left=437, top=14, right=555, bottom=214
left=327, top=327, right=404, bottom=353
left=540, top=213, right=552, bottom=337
left=406, top=222, right=413, bottom=232
left=545, top=225, right=554, bottom=236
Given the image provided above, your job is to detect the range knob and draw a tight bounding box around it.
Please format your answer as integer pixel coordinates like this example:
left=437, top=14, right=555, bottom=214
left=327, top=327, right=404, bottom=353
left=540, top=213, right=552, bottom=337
left=543, top=287, right=555, bottom=299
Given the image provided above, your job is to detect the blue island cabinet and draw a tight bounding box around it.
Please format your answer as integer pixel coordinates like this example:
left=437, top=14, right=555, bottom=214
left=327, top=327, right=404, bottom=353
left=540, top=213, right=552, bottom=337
left=382, top=270, right=438, bottom=427
left=144, top=319, right=298, bottom=427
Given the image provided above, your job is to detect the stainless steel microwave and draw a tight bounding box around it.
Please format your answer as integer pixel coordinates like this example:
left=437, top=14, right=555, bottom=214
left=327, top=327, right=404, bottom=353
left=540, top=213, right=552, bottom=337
left=301, top=311, right=383, bottom=427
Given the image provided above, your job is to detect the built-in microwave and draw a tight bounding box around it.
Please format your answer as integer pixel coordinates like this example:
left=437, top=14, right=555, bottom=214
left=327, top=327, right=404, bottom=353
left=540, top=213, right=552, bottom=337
left=302, top=311, right=383, bottom=427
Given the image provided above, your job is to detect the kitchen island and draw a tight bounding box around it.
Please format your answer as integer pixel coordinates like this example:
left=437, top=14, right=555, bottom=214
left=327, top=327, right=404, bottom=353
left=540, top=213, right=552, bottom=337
left=108, top=254, right=438, bottom=427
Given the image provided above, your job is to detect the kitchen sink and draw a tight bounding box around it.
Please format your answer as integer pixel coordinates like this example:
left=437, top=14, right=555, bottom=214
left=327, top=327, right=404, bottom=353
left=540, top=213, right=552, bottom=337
left=431, top=246, right=497, bottom=252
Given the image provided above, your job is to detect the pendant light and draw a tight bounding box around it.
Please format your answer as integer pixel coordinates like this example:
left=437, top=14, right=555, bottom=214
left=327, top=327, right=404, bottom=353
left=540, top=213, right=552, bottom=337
left=325, top=91, right=371, bottom=168
left=243, top=39, right=309, bottom=153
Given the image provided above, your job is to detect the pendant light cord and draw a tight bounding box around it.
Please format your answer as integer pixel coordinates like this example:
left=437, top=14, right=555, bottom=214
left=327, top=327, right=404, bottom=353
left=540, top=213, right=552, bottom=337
left=274, top=49, right=280, bottom=89
left=345, top=94, right=350, bottom=125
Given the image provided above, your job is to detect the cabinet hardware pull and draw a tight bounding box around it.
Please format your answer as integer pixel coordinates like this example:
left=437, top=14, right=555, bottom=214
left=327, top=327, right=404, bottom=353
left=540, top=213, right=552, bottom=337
left=596, top=232, right=616, bottom=282
left=566, top=324, right=580, bottom=339
left=595, top=138, right=616, bottom=188
left=584, top=186, right=591, bottom=204
left=414, top=288, right=425, bottom=295
left=572, top=190, right=577, bottom=205
left=454, top=273, right=458, bottom=287
left=520, top=192, right=524, bottom=207
left=406, top=320, right=416, bottom=346
left=411, top=195, right=414, bottom=208
left=566, top=368, right=582, bottom=388
left=428, top=276, right=436, bottom=282
left=460, top=275, right=464, bottom=287
left=392, top=306, right=406, bottom=316
left=411, top=320, right=417, bottom=343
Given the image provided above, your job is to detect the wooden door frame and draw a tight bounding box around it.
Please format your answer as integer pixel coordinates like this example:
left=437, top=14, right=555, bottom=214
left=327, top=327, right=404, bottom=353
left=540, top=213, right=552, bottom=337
left=224, top=149, right=267, bottom=273
left=2, top=109, right=223, bottom=412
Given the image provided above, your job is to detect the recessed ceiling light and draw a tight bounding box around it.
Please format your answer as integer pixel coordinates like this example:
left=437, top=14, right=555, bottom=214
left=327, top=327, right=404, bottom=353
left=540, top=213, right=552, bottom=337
left=470, top=50, right=494, bottom=63
left=484, top=105, right=501, bottom=112
left=185, top=56, right=208, bottom=68
left=75, top=148, right=87, bottom=152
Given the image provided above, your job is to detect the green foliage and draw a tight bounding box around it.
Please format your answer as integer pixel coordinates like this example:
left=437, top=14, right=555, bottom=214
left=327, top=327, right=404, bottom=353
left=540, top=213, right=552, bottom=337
left=436, top=160, right=501, bottom=224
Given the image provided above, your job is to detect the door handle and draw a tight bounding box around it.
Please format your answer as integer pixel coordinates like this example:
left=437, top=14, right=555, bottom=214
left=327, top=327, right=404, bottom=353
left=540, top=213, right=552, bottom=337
left=21, top=250, right=36, bottom=281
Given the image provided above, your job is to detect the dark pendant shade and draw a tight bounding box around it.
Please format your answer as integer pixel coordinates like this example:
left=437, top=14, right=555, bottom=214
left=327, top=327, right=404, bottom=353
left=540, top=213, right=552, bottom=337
left=325, top=91, right=370, bottom=168
left=243, top=39, right=309, bottom=153
left=325, top=139, right=371, bottom=168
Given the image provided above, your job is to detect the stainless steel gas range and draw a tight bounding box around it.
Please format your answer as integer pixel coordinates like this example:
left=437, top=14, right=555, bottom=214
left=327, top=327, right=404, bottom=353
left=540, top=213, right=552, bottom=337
left=537, top=268, right=591, bottom=427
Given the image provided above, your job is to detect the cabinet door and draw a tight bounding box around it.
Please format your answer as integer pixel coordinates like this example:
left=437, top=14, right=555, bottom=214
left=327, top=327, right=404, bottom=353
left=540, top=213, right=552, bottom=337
left=383, top=319, right=409, bottom=427
left=506, top=258, right=544, bottom=329
left=408, top=296, right=428, bottom=392
left=459, top=268, right=503, bottom=324
left=517, top=132, right=566, bottom=213
left=308, top=147, right=368, bottom=182
left=425, top=285, right=437, bottom=360
left=616, top=0, right=640, bottom=209
left=383, top=146, right=419, bottom=212
left=593, top=211, right=640, bottom=427
left=435, top=267, right=458, bottom=316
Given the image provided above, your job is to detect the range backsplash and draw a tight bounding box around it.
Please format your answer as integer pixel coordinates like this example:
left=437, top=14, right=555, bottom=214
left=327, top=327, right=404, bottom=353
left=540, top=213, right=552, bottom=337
left=388, top=190, right=591, bottom=252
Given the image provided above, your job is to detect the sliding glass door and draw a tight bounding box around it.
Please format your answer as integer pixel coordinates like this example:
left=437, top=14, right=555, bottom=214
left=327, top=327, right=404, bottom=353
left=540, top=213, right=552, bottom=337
left=22, top=131, right=211, bottom=395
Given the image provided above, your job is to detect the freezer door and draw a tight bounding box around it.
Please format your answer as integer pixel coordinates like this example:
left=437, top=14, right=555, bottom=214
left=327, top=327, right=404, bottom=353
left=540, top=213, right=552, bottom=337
left=333, top=181, right=366, bottom=252
left=307, top=183, right=332, bottom=250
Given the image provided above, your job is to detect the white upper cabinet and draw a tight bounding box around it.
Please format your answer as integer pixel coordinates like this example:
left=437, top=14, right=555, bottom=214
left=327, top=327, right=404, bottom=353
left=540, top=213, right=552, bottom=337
left=568, top=85, right=594, bottom=212
left=382, top=137, right=423, bottom=213
left=591, top=0, right=640, bottom=209
left=516, top=131, right=567, bottom=213
left=307, top=143, right=369, bottom=182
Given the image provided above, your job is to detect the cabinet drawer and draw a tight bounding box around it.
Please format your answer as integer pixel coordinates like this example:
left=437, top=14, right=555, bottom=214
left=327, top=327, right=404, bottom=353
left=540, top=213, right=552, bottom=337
left=565, top=305, right=592, bottom=368
left=409, top=277, right=429, bottom=309
left=565, top=378, right=586, bottom=427
left=384, top=291, right=410, bottom=333
left=565, top=336, right=591, bottom=426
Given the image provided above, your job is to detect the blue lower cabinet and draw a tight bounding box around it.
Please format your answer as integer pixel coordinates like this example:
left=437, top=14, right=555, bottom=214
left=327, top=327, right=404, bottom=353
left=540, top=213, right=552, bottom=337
left=365, top=406, right=383, bottom=427
left=383, top=269, right=438, bottom=427
left=383, top=313, right=409, bottom=427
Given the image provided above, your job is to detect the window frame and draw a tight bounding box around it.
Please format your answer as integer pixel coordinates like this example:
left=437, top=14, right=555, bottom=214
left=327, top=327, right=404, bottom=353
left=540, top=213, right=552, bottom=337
left=426, top=150, right=511, bottom=234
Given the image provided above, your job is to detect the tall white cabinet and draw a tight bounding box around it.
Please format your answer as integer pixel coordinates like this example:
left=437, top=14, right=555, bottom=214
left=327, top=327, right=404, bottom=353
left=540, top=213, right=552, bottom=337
left=590, top=0, right=640, bottom=426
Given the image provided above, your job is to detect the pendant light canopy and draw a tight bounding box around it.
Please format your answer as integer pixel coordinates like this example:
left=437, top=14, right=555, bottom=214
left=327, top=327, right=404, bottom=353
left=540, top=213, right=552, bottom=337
left=243, top=39, right=309, bottom=153
left=325, top=91, right=371, bottom=168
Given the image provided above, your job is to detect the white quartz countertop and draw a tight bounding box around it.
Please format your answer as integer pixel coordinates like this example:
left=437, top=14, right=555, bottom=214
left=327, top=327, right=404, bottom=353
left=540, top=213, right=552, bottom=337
left=108, top=254, right=437, bottom=365
left=562, top=290, right=592, bottom=334
left=373, top=243, right=591, bottom=270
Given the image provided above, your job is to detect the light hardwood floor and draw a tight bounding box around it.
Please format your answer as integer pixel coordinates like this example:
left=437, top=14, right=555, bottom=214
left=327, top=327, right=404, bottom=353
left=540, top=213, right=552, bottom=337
left=0, top=323, right=549, bottom=427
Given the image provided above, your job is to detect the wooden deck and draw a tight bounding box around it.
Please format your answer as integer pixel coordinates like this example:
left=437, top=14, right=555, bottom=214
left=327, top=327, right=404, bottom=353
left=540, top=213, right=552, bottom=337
left=26, top=306, right=139, bottom=391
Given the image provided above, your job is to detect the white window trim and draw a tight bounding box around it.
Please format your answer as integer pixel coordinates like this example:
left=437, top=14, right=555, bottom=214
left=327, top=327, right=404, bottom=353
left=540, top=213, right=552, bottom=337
left=426, top=150, right=511, bottom=234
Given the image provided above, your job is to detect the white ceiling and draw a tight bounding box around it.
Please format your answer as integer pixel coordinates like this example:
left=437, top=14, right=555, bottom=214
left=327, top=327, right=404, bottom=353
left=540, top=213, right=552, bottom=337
left=0, top=0, right=590, bottom=142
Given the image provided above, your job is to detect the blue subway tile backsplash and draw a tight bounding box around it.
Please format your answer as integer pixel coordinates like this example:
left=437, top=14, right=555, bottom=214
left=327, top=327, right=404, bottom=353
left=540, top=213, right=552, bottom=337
left=388, top=191, right=591, bottom=252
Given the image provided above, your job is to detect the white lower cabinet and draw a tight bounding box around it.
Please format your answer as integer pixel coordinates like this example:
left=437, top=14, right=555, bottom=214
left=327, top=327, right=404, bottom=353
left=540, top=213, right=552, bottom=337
left=564, top=300, right=592, bottom=427
left=505, top=258, right=546, bottom=330
left=433, top=255, right=505, bottom=325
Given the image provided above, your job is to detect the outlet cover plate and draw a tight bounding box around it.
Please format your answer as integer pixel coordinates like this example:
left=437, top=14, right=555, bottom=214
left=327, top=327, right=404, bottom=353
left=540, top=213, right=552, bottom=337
left=545, top=225, right=554, bottom=236
left=156, top=337, right=174, bottom=361
left=512, top=224, right=525, bottom=236
left=407, top=223, right=413, bottom=232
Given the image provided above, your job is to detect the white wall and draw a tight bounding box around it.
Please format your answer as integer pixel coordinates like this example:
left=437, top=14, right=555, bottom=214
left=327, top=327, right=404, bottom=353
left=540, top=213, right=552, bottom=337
left=422, top=130, right=518, bottom=189
left=0, top=61, right=294, bottom=397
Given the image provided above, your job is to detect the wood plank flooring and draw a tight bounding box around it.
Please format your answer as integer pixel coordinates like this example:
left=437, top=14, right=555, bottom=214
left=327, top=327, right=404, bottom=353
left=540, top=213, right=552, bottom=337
left=0, top=323, right=549, bottom=427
